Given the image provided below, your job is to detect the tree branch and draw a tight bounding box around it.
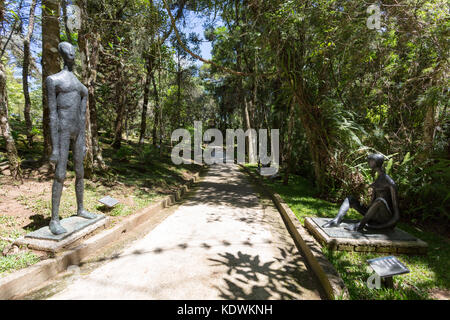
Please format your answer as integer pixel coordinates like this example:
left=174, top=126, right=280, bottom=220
left=162, top=0, right=250, bottom=77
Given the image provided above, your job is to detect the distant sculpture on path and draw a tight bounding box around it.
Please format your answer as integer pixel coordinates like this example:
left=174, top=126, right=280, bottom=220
left=322, top=154, right=400, bottom=232
left=46, top=42, right=97, bottom=235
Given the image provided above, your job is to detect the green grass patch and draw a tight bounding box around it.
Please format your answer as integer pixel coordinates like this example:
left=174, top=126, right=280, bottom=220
left=245, top=164, right=450, bottom=300
left=0, top=251, right=40, bottom=276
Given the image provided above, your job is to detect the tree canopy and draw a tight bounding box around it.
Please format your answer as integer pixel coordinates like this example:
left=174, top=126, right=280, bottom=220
left=0, top=0, right=448, bottom=223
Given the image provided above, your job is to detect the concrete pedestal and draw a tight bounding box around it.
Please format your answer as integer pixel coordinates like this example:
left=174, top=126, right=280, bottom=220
left=15, top=214, right=108, bottom=253
left=305, top=217, right=428, bottom=254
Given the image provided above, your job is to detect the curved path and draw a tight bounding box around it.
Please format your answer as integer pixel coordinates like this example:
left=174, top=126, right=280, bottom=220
left=48, top=163, right=323, bottom=299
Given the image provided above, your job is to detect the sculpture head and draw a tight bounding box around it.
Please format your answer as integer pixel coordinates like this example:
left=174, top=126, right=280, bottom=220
left=58, top=42, right=75, bottom=68
left=367, top=153, right=385, bottom=170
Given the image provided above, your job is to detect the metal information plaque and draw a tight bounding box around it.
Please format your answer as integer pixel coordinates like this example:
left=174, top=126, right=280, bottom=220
left=98, top=196, right=119, bottom=208
left=367, top=256, right=410, bottom=278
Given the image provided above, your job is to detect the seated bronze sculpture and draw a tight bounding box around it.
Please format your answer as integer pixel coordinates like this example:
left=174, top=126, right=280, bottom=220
left=323, top=154, right=400, bottom=232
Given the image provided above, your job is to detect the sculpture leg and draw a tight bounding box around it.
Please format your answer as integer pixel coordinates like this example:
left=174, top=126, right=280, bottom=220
left=322, top=197, right=350, bottom=227
left=348, top=196, right=367, bottom=216
left=362, top=198, right=392, bottom=230
left=74, top=132, right=96, bottom=219
left=347, top=199, right=388, bottom=232
left=49, top=134, right=70, bottom=235
left=322, top=196, right=366, bottom=228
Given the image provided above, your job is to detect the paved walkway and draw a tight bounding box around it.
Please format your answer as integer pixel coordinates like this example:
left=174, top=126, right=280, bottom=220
left=48, top=163, right=323, bottom=299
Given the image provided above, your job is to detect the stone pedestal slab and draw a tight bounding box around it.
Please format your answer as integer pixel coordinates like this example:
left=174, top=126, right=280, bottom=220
left=15, top=215, right=108, bottom=253
left=305, top=217, right=428, bottom=254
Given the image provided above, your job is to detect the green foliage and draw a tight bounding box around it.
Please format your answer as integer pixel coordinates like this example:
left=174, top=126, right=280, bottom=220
left=5, top=64, right=24, bottom=118
left=252, top=165, right=450, bottom=300
left=392, top=156, right=450, bottom=222
left=114, top=145, right=135, bottom=162
left=366, top=105, right=389, bottom=126
left=1, top=0, right=448, bottom=247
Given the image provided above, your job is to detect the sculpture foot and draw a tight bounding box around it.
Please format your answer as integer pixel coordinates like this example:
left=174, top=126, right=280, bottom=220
left=77, top=210, right=97, bottom=219
left=322, top=219, right=340, bottom=228
left=49, top=220, right=67, bottom=235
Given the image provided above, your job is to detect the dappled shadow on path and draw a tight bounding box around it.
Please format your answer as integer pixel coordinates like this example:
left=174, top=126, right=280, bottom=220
left=81, top=238, right=287, bottom=266
left=69, top=243, right=323, bottom=300
left=208, top=247, right=324, bottom=300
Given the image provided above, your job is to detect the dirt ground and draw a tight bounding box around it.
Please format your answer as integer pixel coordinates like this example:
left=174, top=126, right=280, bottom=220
left=1, top=173, right=121, bottom=235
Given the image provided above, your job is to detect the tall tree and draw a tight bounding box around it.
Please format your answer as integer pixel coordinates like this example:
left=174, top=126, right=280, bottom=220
left=77, top=0, right=105, bottom=171
left=112, top=58, right=126, bottom=149
left=41, top=0, right=61, bottom=161
left=22, top=0, right=38, bottom=146
left=151, top=68, right=161, bottom=146
left=139, top=54, right=153, bottom=144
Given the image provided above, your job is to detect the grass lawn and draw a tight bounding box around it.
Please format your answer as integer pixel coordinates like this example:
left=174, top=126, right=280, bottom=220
left=244, top=164, right=450, bottom=300
left=0, top=135, right=202, bottom=277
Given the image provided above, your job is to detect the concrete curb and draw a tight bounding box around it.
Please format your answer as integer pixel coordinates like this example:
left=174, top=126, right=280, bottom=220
left=239, top=165, right=349, bottom=300
left=0, top=167, right=206, bottom=300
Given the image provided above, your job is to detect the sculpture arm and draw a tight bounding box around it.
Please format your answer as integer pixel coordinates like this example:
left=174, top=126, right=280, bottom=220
left=46, top=77, right=59, bottom=163
left=80, top=85, right=88, bottom=126
left=389, top=184, right=400, bottom=223
left=79, top=85, right=88, bottom=156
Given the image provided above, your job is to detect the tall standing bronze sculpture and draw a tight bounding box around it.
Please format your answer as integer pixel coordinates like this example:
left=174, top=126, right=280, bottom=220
left=323, top=154, right=400, bottom=232
left=46, top=42, right=96, bottom=235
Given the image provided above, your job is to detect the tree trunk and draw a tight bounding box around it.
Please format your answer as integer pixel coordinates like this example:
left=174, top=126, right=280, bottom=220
left=77, top=0, right=104, bottom=168
left=22, top=0, right=37, bottom=146
left=78, top=2, right=105, bottom=172
left=77, top=0, right=92, bottom=175
left=125, top=103, right=129, bottom=141
left=139, top=58, right=152, bottom=145
left=112, top=61, right=126, bottom=149
left=151, top=70, right=160, bottom=146
left=0, top=62, right=21, bottom=179
left=42, top=0, right=61, bottom=161
left=243, top=96, right=256, bottom=163
left=293, top=81, right=330, bottom=192
left=177, top=51, right=182, bottom=127
left=0, top=1, right=4, bottom=23
left=87, top=35, right=104, bottom=168
left=61, top=0, right=74, bottom=44
left=83, top=101, right=94, bottom=177
left=283, top=98, right=296, bottom=185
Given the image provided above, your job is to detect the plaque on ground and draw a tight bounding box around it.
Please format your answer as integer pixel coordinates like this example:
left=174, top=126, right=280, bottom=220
left=15, top=214, right=108, bottom=252
left=367, top=256, right=410, bottom=278
left=98, top=196, right=119, bottom=208
left=305, top=217, right=428, bottom=254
